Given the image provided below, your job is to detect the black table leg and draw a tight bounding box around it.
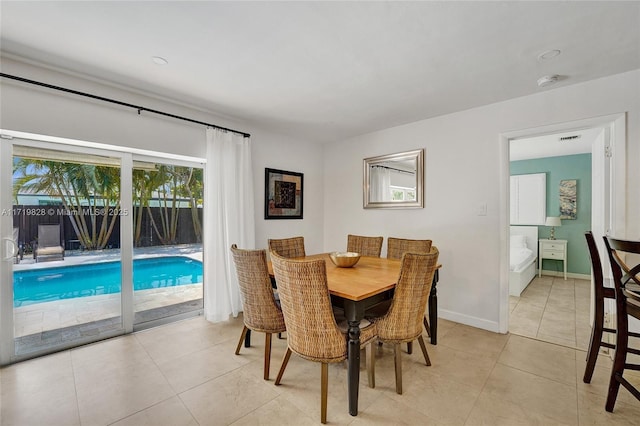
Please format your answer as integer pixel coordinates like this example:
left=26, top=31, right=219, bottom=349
left=244, top=329, right=251, bottom=347
left=429, top=269, right=439, bottom=345
left=343, top=300, right=365, bottom=417
left=347, top=320, right=360, bottom=416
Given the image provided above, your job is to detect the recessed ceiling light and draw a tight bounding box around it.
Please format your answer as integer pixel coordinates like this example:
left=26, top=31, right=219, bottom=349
left=151, top=56, right=168, bottom=65
left=537, top=49, right=561, bottom=61
left=537, top=74, right=560, bottom=87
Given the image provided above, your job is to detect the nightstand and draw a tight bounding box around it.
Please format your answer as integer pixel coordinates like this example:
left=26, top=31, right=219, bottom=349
left=539, top=239, right=568, bottom=280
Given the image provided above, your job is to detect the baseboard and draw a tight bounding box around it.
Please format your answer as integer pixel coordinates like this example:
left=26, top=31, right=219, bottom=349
left=538, top=270, right=590, bottom=280
left=439, top=308, right=502, bottom=334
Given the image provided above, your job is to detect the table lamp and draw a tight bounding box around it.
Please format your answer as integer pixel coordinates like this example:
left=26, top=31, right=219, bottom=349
left=545, top=216, right=561, bottom=240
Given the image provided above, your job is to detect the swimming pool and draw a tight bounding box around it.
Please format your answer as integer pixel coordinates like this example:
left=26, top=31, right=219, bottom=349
left=13, top=256, right=203, bottom=307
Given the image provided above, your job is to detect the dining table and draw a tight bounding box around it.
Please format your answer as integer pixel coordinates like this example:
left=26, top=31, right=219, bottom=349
left=257, top=253, right=442, bottom=416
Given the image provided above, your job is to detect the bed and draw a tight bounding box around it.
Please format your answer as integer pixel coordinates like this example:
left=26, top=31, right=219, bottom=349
left=509, top=225, right=538, bottom=297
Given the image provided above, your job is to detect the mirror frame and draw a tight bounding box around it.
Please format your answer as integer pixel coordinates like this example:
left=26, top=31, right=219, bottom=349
left=363, top=148, right=424, bottom=209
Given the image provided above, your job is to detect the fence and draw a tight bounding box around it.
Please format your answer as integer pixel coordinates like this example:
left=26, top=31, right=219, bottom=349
left=12, top=205, right=203, bottom=253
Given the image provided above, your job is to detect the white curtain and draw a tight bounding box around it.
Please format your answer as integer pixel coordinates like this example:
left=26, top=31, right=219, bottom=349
left=204, top=127, right=255, bottom=322
left=370, top=166, right=391, bottom=202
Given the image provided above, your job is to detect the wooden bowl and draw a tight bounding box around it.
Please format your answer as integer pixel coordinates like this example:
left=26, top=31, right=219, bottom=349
left=329, top=252, right=361, bottom=268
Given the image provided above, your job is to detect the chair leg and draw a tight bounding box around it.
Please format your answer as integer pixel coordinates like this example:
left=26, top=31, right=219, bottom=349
left=321, top=363, right=328, bottom=424
left=275, top=348, right=292, bottom=386
left=394, top=343, right=403, bottom=394
left=583, top=318, right=605, bottom=383
left=423, top=314, right=431, bottom=337
left=264, top=333, right=272, bottom=380
left=606, top=326, right=628, bottom=412
left=235, top=326, right=249, bottom=355
left=407, top=342, right=413, bottom=354
left=417, top=335, right=431, bottom=366
left=365, top=342, right=375, bottom=388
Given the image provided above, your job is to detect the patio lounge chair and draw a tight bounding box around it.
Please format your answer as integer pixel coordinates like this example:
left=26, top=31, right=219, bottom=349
left=35, top=224, right=64, bottom=263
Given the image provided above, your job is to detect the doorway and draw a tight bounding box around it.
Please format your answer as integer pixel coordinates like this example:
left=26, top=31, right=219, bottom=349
left=499, top=114, right=627, bottom=338
left=508, top=127, right=599, bottom=348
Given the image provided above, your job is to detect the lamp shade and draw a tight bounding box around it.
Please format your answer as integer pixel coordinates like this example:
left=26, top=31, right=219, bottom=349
left=545, top=217, right=561, bottom=227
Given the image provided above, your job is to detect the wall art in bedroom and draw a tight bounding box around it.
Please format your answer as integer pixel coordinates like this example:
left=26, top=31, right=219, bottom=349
left=559, top=179, right=577, bottom=220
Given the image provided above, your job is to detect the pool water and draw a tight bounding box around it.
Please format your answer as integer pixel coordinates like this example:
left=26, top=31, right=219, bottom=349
left=13, top=256, right=203, bottom=307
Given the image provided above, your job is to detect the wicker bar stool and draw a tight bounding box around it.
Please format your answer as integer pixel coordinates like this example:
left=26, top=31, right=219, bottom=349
left=371, top=248, right=439, bottom=394
left=602, top=236, right=640, bottom=412
left=230, top=245, right=287, bottom=380
left=268, top=236, right=306, bottom=258
left=347, top=234, right=384, bottom=257
left=270, top=252, right=376, bottom=424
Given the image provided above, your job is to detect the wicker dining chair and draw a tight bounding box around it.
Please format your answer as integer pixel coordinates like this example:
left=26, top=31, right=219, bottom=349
left=386, top=237, right=434, bottom=344
left=230, top=244, right=287, bottom=380
left=602, top=236, right=640, bottom=412
left=271, top=252, right=376, bottom=424
left=347, top=234, right=384, bottom=257
left=372, top=248, right=439, bottom=394
left=386, top=237, right=432, bottom=260
left=268, top=236, right=306, bottom=258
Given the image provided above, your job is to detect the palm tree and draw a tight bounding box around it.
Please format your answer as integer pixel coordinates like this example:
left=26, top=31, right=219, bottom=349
left=175, top=166, right=203, bottom=242
left=132, top=165, right=203, bottom=246
left=13, top=158, right=120, bottom=250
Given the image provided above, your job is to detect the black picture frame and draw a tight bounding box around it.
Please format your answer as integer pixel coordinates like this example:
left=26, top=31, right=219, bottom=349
left=264, top=168, right=304, bottom=219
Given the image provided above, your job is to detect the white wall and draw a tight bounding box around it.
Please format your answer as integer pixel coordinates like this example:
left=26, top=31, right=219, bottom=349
left=251, top=132, right=324, bottom=254
left=0, top=57, right=324, bottom=253
left=323, top=69, right=640, bottom=332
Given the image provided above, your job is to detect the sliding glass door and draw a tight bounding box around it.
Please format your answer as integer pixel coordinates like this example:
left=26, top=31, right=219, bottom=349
left=131, top=158, right=204, bottom=327
left=0, top=133, right=204, bottom=364
left=0, top=140, right=129, bottom=362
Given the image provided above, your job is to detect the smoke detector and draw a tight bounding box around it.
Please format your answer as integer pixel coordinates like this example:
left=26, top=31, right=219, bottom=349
left=537, top=74, right=559, bottom=87
left=537, top=49, right=561, bottom=61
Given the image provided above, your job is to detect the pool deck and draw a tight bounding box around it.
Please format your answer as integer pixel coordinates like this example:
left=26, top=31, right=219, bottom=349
left=13, top=244, right=203, bottom=339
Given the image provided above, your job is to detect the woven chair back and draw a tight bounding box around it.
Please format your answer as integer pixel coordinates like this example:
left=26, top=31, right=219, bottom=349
left=376, top=248, right=439, bottom=342
left=230, top=245, right=286, bottom=333
left=387, top=237, right=432, bottom=260
left=347, top=234, right=383, bottom=257
left=268, top=236, right=306, bottom=258
left=270, top=253, right=347, bottom=362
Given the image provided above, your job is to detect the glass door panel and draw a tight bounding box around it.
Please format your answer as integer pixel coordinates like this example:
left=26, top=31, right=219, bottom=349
left=132, top=160, right=203, bottom=326
left=9, top=144, right=125, bottom=358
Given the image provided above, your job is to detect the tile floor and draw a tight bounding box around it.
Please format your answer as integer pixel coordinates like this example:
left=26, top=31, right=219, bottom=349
left=2, top=314, right=640, bottom=425
left=509, top=276, right=595, bottom=350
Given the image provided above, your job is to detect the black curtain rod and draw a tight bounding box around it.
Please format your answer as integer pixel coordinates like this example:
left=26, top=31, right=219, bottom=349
left=0, top=73, right=251, bottom=138
left=372, top=164, right=414, bottom=175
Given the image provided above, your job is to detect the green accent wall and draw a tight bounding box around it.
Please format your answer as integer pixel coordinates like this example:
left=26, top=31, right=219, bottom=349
left=511, top=154, right=592, bottom=276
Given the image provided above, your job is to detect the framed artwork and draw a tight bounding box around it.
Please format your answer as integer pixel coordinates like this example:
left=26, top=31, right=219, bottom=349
left=264, top=168, right=304, bottom=219
left=559, top=179, right=577, bottom=219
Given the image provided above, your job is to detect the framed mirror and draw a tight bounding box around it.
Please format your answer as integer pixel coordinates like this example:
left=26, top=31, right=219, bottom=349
left=363, top=148, right=424, bottom=209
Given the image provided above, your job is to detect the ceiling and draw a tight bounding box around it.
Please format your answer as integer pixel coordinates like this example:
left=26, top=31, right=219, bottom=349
left=1, top=1, right=639, bottom=143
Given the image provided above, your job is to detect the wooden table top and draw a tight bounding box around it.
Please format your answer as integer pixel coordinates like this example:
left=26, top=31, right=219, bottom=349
left=268, top=254, right=402, bottom=301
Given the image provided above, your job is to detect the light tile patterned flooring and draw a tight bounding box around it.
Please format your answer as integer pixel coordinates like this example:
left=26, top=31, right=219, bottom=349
left=509, top=276, right=593, bottom=350
left=2, top=313, right=640, bottom=425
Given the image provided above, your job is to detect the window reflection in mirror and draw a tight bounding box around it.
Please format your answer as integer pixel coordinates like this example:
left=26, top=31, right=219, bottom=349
left=363, top=149, right=424, bottom=209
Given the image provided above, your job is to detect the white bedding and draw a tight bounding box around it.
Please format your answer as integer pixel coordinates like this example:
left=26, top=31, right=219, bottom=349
left=510, top=247, right=535, bottom=272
